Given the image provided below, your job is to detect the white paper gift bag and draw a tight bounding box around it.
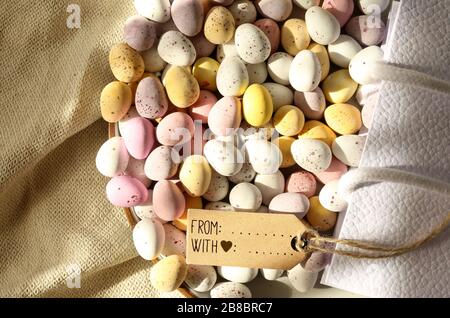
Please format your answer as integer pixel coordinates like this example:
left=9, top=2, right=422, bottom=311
left=323, top=0, right=450, bottom=297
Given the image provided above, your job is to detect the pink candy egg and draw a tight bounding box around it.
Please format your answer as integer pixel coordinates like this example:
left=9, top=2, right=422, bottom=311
left=156, top=112, right=195, bottom=146
left=106, top=176, right=149, bottom=207
left=153, top=180, right=186, bottom=221
left=189, top=90, right=217, bottom=123
left=314, top=156, right=348, bottom=184
left=208, top=96, right=242, bottom=136
left=345, top=15, right=386, bottom=46
left=286, top=170, right=317, bottom=198
left=121, top=117, right=155, bottom=160
left=254, top=18, right=280, bottom=54
left=135, top=76, right=168, bottom=119
left=144, top=146, right=180, bottom=181
left=322, top=0, right=354, bottom=27
left=268, top=192, right=310, bottom=219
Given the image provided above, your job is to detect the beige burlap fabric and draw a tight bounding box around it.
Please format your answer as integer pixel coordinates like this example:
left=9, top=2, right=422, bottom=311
left=0, top=0, right=182, bottom=297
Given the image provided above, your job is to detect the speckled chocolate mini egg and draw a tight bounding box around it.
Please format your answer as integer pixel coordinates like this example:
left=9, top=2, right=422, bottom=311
left=185, top=265, right=217, bottom=292
left=100, top=82, right=132, bottom=123
left=192, top=57, right=220, bottom=91
left=260, top=268, right=284, bottom=281
left=323, top=70, right=358, bottom=104
left=358, top=0, right=390, bottom=15
left=305, top=6, right=340, bottom=45
left=331, top=135, right=366, bottom=167
left=303, top=251, right=332, bottom=272
left=289, top=50, right=322, bottom=92
left=293, top=0, right=320, bottom=10
left=208, top=96, right=242, bottom=137
left=134, top=190, right=167, bottom=223
left=216, top=39, right=239, bottom=63
left=228, top=163, right=256, bottom=184
left=150, top=255, right=188, bottom=292
left=204, top=201, right=235, bottom=211
left=229, top=182, right=262, bottom=211
left=108, top=43, right=145, bottom=83
left=162, top=223, right=186, bottom=257
left=145, top=146, right=180, bottom=181
left=153, top=180, right=186, bottom=221
left=255, top=0, right=293, bottom=22
left=133, top=218, right=165, bottom=260
left=262, top=83, right=294, bottom=111
left=254, top=18, right=280, bottom=54
left=273, top=105, right=305, bottom=137
left=324, top=103, right=362, bottom=135
left=120, top=117, right=155, bottom=160
left=281, top=19, right=310, bottom=56
left=134, top=0, right=171, bottom=23
left=299, top=120, right=336, bottom=147
left=210, top=282, right=252, bottom=298
left=96, top=137, right=130, bottom=177
left=229, top=0, right=257, bottom=25
left=319, top=179, right=347, bottom=212
left=171, top=0, right=204, bottom=37
left=269, top=192, right=310, bottom=219
left=235, top=23, right=271, bottom=64
left=164, top=66, right=200, bottom=108
left=106, top=176, right=149, bottom=207
left=345, top=15, right=386, bottom=46
left=189, top=90, right=217, bottom=123
left=306, top=196, right=337, bottom=231
left=308, top=42, right=330, bottom=81
left=286, top=170, right=317, bottom=198
left=203, top=170, right=229, bottom=202
left=179, top=155, right=212, bottom=197
left=294, top=87, right=326, bottom=120
left=142, top=44, right=167, bottom=73
left=123, top=15, right=157, bottom=52
left=216, top=57, right=249, bottom=97
left=288, top=263, right=318, bottom=293
left=190, top=32, right=216, bottom=58
left=322, top=0, right=354, bottom=26
left=246, top=62, right=268, bottom=84
left=349, top=45, right=385, bottom=85
left=314, top=156, right=348, bottom=184
left=243, top=84, right=273, bottom=127
left=254, top=170, right=285, bottom=206
left=135, top=76, right=168, bottom=119
left=218, top=266, right=258, bottom=284
left=124, top=157, right=152, bottom=188
left=204, top=139, right=244, bottom=177
left=328, top=34, right=362, bottom=68
left=157, top=31, right=196, bottom=66
left=291, top=138, right=332, bottom=173
left=204, top=6, right=236, bottom=45
left=173, top=193, right=203, bottom=231
left=245, top=139, right=282, bottom=175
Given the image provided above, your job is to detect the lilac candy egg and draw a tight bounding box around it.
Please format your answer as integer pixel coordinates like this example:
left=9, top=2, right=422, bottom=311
left=121, top=117, right=155, bottom=160
left=208, top=96, right=242, bottom=136
left=322, top=0, right=354, bottom=27
left=156, top=112, right=195, bottom=146
left=153, top=180, right=186, bottom=221
left=135, top=76, right=168, bottom=119
left=106, top=176, right=149, bottom=207
left=123, top=15, right=157, bottom=52
left=171, top=0, right=204, bottom=37
left=190, top=33, right=216, bottom=58
left=345, top=15, right=386, bottom=46
left=268, top=192, right=310, bottom=219
left=302, top=251, right=332, bottom=272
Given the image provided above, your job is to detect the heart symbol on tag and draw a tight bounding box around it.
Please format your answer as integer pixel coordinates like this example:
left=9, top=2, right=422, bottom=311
left=221, top=241, right=233, bottom=252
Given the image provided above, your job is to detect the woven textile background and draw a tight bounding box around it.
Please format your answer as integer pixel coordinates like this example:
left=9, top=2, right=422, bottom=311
left=0, top=0, right=182, bottom=297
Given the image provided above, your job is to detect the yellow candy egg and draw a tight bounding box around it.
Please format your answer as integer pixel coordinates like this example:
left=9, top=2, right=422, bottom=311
left=299, top=120, right=337, bottom=146
left=273, top=105, right=305, bottom=136
left=281, top=19, right=311, bottom=56
left=179, top=155, right=212, bottom=197
left=108, top=43, right=145, bottom=83
left=173, top=193, right=203, bottom=232
left=204, top=6, right=235, bottom=45
left=164, top=66, right=200, bottom=108
left=306, top=196, right=337, bottom=232
left=324, top=104, right=362, bottom=135
left=100, top=82, right=132, bottom=123
left=272, top=136, right=296, bottom=168
left=192, top=57, right=220, bottom=91
left=243, top=84, right=273, bottom=127
left=149, top=255, right=188, bottom=292
left=308, top=42, right=330, bottom=81
left=322, top=70, right=358, bottom=104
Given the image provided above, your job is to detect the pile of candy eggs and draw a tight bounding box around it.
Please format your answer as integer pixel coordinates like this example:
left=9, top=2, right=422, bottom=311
left=96, top=0, right=389, bottom=297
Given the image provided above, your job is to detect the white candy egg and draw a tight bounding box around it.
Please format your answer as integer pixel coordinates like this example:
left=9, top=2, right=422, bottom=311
left=305, top=6, right=340, bottom=45
left=289, top=50, right=322, bottom=92
left=261, top=268, right=284, bottom=280
left=228, top=162, right=256, bottom=183
left=328, top=34, right=362, bottom=68
left=162, top=223, right=186, bottom=257
left=217, top=266, right=258, bottom=283
left=210, top=282, right=252, bottom=298
left=319, top=179, right=348, bottom=212
left=229, top=182, right=262, bottom=211
left=95, top=137, right=130, bottom=177
left=185, top=265, right=217, bottom=292
left=262, top=83, right=294, bottom=111
left=332, top=135, right=366, bottom=167
left=291, top=139, right=332, bottom=173
left=246, top=62, right=268, bottom=84
left=358, top=0, right=390, bottom=15
left=349, top=46, right=384, bottom=85
left=134, top=0, right=171, bottom=23
left=287, top=263, right=318, bottom=293
left=267, top=52, right=293, bottom=85
left=132, top=218, right=165, bottom=260
left=216, top=39, right=239, bottom=63
left=203, top=170, right=229, bottom=202
left=134, top=190, right=167, bottom=224
left=293, top=0, right=320, bottom=10
left=204, top=201, right=235, bottom=211
left=245, top=139, right=283, bottom=174
left=204, top=139, right=244, bottom=177
left=217, top=57, right=250, bottom=97
left=235, top=23, right=271, bottom=64
left=254, top=171, right=285, bottom=206
left=157, top=31, right=196, bottom=66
